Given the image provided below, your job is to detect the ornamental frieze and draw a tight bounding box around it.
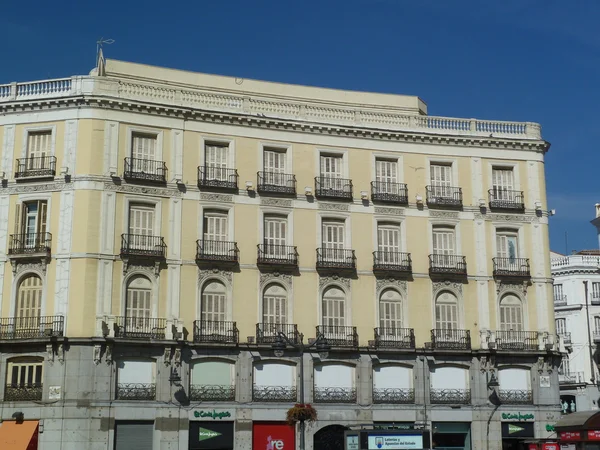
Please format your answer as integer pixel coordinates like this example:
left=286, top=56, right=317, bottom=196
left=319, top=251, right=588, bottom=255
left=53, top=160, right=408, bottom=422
left=376, top=278, right=407, bottom=297
left=319, top=203, right=349, bottom=211
left=261, top=198, right=292, bottom=208
left=200, top=193, right=233, bottom=203
left=2, top=181, right=73, bottom=195
left=432, top=280, right=463, bottom=295
left=104, top=182, right=181, bottom=198
left=198, top=268, right=233, bottom=285
left=429, top=210, right=459, bottom=219
left=374, top=207, right=404, bottom=216
left=496, top=280, right=529, bottom=296
left=319, top=275, right=351, bottom=290
left=259, top=272, right=292, bottom=288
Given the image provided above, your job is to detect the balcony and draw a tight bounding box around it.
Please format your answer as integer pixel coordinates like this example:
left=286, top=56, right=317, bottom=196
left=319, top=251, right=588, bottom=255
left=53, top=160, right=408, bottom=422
left=559, top=372, right=585, bottom=384
left=313, top=386, right=357, bottom=403
left=316, top=248, right=356, bottom=271
left=430, top=329, right=471, bottom=350
left=495, top=330, right=539, bottom=351
left=0, top=316, right=64, bottom=340
left=429, top=254, right=467, bottom=276
left=373, top=251, right=412, bottom=274
left=314, top=176, right=353, bottom=200
left=8, top=233, right=52, bottom=257
left=123, top=157, right=167, bottom=183
left=488, top=189, right=525, bottom=211
left=370, top=181, right=408, bottom=204
left=492, top=257, right=531, bottom=278
left=189, top=385, right=236, bottom=402
left=116, top=383, right=156, bottom=400
left=430, top=388, right=471, bottom=405
left=15, top=156, right=56, bottom=179
left=373, top=327, right=415, bottom=349
left=257, top=171, right=296, bottom=195
left=426, top=186, right=463, bottom=208
left=193, top=320, right=239, bottom=344
left=256, top=323, right=300, bottom=345
left=113, top=316, right=166, bottom=340
left=498, top=390, right=533, bottom=404
left=316, top=325, right=358, bottom=348
left=559, top=332, right=572, bottom=346
left=372, top=387, right=415, bottom=404
left=198, top=166, right=238, bottom=191
left=554, top=295, right=568, bottom=307
left=4, top=384, right=43, bottom=401
left=253, top=385, right=297, bottom=402
left=120, top=234, right=166, bottom=259
left=196, top=240, right=239, bottom=264
left=257, top=244, right=298, bottom=268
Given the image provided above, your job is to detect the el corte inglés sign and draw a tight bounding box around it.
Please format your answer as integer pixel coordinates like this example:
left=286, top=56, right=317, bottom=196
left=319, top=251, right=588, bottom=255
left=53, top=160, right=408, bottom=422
left=193, top=410, right=232, bottom=420
left=501, top=412, right=534, bottom=421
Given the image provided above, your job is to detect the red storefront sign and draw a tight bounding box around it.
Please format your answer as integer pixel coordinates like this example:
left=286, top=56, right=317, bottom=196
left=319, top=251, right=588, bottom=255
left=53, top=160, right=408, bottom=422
left=560, top=431, right=581, bottom=441
left=588, top=430, right=600, bottom=440
left=528, top=444, right=538, bottom=450
left=542, top=443, right=559, bottom=450
left=253, top=422, right=296, bottom=450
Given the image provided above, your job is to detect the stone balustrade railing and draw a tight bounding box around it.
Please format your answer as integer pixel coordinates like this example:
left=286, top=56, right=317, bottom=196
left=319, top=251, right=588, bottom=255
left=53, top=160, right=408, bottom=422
left=551, top=255, right=600, bottom=269
left=0, top=76, right=542, bottom=139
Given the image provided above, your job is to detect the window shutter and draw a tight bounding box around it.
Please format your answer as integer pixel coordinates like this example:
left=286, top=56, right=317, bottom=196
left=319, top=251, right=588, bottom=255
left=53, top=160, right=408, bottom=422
left=433, top=228, right=455, bottom=255
left=27, top=131, right=51, bottom=159
left=263, top=286, right=287, bottom=325
left=132, top=134, right=157, bottom=160
left=129, top=205, right=155, bottom=236
left=17, top=276, right=42, bottom=320
left=492, top=168, right=514, bottom=199
left=37, top=201, right=47, bottom=235
left=14, top=203, right=21, bottom=235
left=320, top=155, right=343, bottom=190
left=204, top=213, right=228, bottom=242
left=322, top=221, right=344, bottom=248
left=264, top=149, right=286, bottom=173
left=376, top=160, right=397, bottom=184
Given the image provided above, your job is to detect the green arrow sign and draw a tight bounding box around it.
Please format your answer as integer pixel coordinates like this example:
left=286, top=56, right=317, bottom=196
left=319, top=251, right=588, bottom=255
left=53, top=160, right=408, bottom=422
left=198, top=427, right=221, bottom=441
left=508, top=424, right=524, bottom=434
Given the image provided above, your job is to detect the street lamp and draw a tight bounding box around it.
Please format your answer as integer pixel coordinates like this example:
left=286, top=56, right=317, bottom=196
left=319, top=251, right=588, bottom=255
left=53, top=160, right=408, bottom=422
left=271, top=331, right=331, bottom=450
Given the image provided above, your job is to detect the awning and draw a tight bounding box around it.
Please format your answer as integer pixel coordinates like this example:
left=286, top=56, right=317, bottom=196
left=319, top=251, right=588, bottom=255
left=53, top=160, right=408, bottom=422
left=554, top=411, right=600, bottom=431
left=0, top=421, right=39, bottom=449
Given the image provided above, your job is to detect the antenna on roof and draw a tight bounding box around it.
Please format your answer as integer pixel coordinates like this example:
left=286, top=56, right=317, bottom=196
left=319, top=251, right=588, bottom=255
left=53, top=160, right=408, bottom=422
left=96, top=38, right=115, bottom=76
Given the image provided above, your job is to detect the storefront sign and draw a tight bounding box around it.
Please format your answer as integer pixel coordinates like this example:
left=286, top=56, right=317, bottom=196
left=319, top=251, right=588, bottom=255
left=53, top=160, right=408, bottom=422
left=367, top=434, right=423, bottom=449
left=346, top=435, right=360, bottom=450
left=193, top=410, right=232, bottom=420
left=501, top=422, right=535, bottom=438
left=542, top=443, right=559, bottom=450
left=189, top=421, right=234, bottom=450
left=588, top=430, right=600, bottom=440
left=546, top=424, right=555, bottom=432
left=253, top=422, right=295, bottom=450
left=501, top=412, right=535, bottom=421
left=559, top=431, right=581, bottom=441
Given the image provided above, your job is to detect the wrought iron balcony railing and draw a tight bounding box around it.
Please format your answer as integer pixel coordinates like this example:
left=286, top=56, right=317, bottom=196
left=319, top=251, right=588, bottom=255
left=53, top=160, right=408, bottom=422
left=193, top=320, right=239, bottom=344
left=370, top=181, right=409, bottom=204
left=196, top=240, right=239, bottom=264
left=498, top=389, right=533, bottom=404
left=426, top=185, right=463, bottom=207
left=256, top=323, right=300, bottom=345
left=316, top=325, right=358, bottom=348
left=114, top=316, right=166, bottom=339
left=4, top=384, right=43, bottom=401
left=8, top=233, right=52, bottom=256
left=15, top=156, right=56, bottom=179
left=559, top=332, right=572, bottom=345
left=120, top=234, right=166, bottom=258
left=316, top=248, right=356, bottom=270
left=313, top=386, right=357, bottom=403
left=495, top=330, right=539, bottom=351
left=429, top=254, right=467, bottom=275
left=0, top=316, right=64, bottom=340
left=374, top=327, right=415, bottom=349
left=253, top=385, right=298, bottom=402
left=123, top=157, right=167, bottom=183
left=488, top=189, right=525, bottom=210
left=257, top=244, right=298, bottom=267
left=373, top=251, right=412, bottom=273
left=430, top=388, right=471, bottom=404
left=372, top=387, right=415, bottom=404
left=116, top=383, right=156, bottom=400
left=554, top=295, right=567, bottom=307
left=314, top=176, right=353, bottom=200
left=198, top=166, right=238, bottom=190
left=430, top=329, right=471, bottom=350
left=492, top=257, right=531, bottom=277
left=189, top=384, right=236, bottom=402
left=257, top=171, right=296, bottom=195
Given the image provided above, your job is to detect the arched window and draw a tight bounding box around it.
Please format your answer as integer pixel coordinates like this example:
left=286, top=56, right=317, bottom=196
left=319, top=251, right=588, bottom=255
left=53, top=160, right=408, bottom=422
left=16, top=274, right=42, bottom=320
left=190, top=360, right=235, bottom=401
left=435, top=291, right=458, bottom=330
left=125, top=276, right=152, bottom=319
left=201, top=281, right=226, bottom=323
left=262, top=284, right=287, bottom=325
left=500, top=294, right=523, bottom=331
left=379, top=289, right=402, bottom=331
left=322, top=286, right=345, bottom=326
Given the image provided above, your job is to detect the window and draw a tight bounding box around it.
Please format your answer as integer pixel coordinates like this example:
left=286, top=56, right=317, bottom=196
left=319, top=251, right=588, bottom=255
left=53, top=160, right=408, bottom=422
left=322, top=219, right=345, bottom=251
left=253, top=362, right=296, bottom=401
left=314, top=364, right=355, bottom=402
left=263, top=147, right=287, bottom=185
left=435, top=291, right=458, bottom=330
left=322, top=286, right=345, bottom=327
left=559, top=356, right=570, bottom=375
left=116, top=360, right=155, bottom=400
left=379, top=289, right=402, bottom=331
left=432, top=226, right=455, bottom=257
left=593, top=282, right=600, bottom=300
left=377, top=223, right=400, bottom=263
left=128, top=204, right=155, bottom=236
left=203, top=210, right=228, bottom=242
left=556, top=318, right=566, bottom=335
left=372, top=365, right=413, bottom=401
left=205, top=143, right=229, bottom=180
left=262, top=284, right=287, bottom=325
left=26, top=131, right=51, bottom=160
left=190, top=360, right=235, bottom=401
left=498, top=368, right=530, bottom=391
left=499, top=295, right=523, bottom=331
left=430, top=163, right=452, bottom=196
left=131, top=133, right=157, bottom=160
left=595, top=316, right=600, bottom=333
left=14, top=201, right=47, bottom=247
left=16, top=274, right=42, bottom=320
left=376, top=159, right=398, bottom=191
left=430, top=366, right=469, bottom=403
left=492, top=167, right=515, bottom=199
left=496, top=230, right=519, bottom=261
left=125, top=276, right=152, bottom=320
left=320, top=154, right=343, bottom=189
left=201, top=281, right=227, bottom=324
left=5, top=359, right=43, bottom=401
left=554, top=285, right=564, bottom=303
left=264, top=215, right=287, bottom=257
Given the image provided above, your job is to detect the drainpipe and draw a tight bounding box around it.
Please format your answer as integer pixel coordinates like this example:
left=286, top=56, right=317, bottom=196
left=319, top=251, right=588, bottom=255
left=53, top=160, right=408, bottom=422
left=584, top=281, right=596, bottom=385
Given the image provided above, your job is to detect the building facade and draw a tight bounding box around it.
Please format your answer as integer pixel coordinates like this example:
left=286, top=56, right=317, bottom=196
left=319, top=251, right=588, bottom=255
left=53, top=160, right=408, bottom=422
left=0, top=60, right=560, bottom=450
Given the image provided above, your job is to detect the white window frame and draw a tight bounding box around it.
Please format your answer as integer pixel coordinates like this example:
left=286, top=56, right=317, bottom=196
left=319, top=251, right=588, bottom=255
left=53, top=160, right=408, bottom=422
left=371, top=153, right=403, bottom=184
left=487, top=161, right=521, bottom=192
left=198, top=278, right=233, bottom=322
left=555, top=318, right=567, bottom=335
left=121, top=273, right=159, bottom=317
left=315, top=148, right=349, bottom=179
left=259, top=142, right=293, bottom=173
left=432, top=288, right=463, bottom=329
left=492, top=225, right=525, bottom=260
left=427, top=157, right=458, bottom=188
left=126, top=127, right=163, bottom=162
left=261, top=283, right=290, bottom=325
left=16, top=193, right=53, bottom=234
left=498, top=294, right=525, bottom=331
left=123, top=197, right=162, bottom=238
left=373, top=217, right=406, bottom=258
left=10, top=271, right=48, bottom=319
left=318, top=284, right=351, bottom=327
left=199, top=205, right=234, bottom=242
left=199, top=136, right=235, bottom=170
left=21, top=125, right=57, bottom=159
left=260, top=209, right=293, bottom=245
left=6, top=358, right=44, bottom=388
left=429, top=221, right=460, bottom=256
left=317, top=214, right=351, bottom=251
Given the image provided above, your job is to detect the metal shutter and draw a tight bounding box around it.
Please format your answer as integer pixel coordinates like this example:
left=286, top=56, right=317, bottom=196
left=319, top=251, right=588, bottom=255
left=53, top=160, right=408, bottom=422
left=115, top=422, right=154, bottom=450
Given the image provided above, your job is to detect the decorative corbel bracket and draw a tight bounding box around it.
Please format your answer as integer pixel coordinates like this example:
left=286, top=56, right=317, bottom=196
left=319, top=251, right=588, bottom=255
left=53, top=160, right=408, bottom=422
left=105, top=343, right=113, bottom=365
left=93, top=344, right=102, bottom=365
left=164, top=347, right=172, bottom=366
left=58, top=344, right=65, bottom=365
left=174, top=347, right=182, bottom=367
left=46, top=344, right=54, bottom=365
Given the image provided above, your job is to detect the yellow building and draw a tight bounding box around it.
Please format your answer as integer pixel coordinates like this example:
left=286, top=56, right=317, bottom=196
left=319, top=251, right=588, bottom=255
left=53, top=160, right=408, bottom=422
left=0, top=59, right=560, bottom=450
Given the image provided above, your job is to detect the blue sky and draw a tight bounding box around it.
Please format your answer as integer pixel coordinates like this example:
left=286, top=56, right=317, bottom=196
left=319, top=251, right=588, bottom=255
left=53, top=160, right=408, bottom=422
left=1, top=0, right=598, bottom=252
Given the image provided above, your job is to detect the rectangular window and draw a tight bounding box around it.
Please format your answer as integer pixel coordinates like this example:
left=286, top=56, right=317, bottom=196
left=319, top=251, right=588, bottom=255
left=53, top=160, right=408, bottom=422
left=432, top=227, right=455, bottom=255
left=492, top=167, right=515, bottom=199
left=26, top=131, right=51, bottom=159
left=593, top=282, right=600, bottom=300
left=203, top=211, right=228, bottom=242
left=595, top=316, right=600, bottom=333
left=205, top=143, right=229, bottom=180
left=496, top=231, right=519, bottom=261
left=377, top=223, right=400, bottom=263
left=201, top=288, right=226, bottom=322
left=128, top=204, right=155, bottom=236
left=430, top=163, right=452, bottom=196
left=559, top=356, right=570, bottom=375
left=500, top=303, right=523, bottom=331
left=376, top=159, right=398, bottom=185
left=264, top=215, right=287, bottom=258
left=320, top=154, right=343, bottom=190
left=322, top=296, right=345, bottom=327
left=554, top=285, right=564, bottom=302
left=264, top=148, right=286, bottom=173
left=8, top=361, right=43, bottom=388
left=263, top=291, right=287, bottom=325
left=380, top=300, right=402, bottom=330
left=556, top=318, right=566, bottom=335
left=322, top=220, right=345, bottom=262
left=15, top=201, right=48, bottom=248
left=131, top=133, right=157, bottom=160
left=126, top=286, right=151, bottom=320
